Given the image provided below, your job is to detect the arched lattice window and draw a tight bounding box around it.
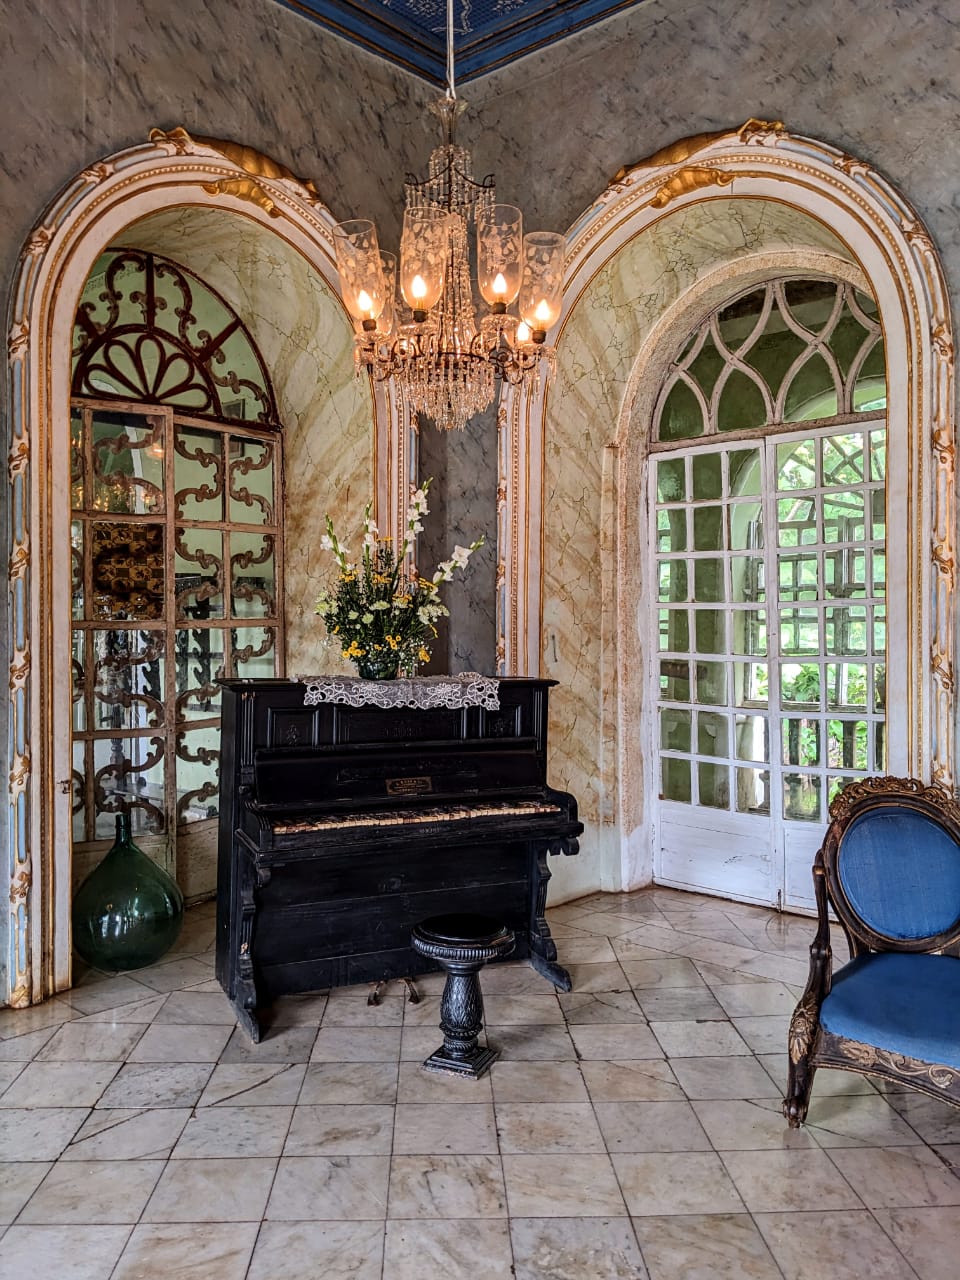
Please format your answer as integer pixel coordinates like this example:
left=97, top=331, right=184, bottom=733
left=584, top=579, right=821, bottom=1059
left=70, top=248, right=283, bottom=865
left=655, top=278, right=884, bottom=442
left=651, top=276, right=887, bottom=908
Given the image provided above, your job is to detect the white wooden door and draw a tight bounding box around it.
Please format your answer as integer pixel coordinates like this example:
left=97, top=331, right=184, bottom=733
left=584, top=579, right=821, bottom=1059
left=651, top=423, right=887, bottom=909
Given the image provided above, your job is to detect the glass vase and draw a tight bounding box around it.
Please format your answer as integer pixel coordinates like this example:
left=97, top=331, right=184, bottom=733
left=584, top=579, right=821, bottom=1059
left=354, top=652, right=401, bottom=680
left=72, top=813, right=184, bottom=972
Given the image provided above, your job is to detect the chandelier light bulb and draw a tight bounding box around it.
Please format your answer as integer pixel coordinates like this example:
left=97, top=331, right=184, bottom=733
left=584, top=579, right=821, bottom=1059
left=478, top=204, right=523, bottom=313
left=400, top=208, right=448, bottom=319
left=332, top=219, right=386, bottom=331
left=516, top=320, right=532, bottom=342
left=411, top=275, right=428, bottom=301
left=493, top=273, right=507, bottom=296
left=519, top=231, right=565, bottom=340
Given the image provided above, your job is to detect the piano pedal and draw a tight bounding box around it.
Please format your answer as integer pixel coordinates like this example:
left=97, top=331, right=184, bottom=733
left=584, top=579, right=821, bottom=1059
left=367, top=981, right=385, bottom=1006
left=402, top=976, right=421, bottom=1005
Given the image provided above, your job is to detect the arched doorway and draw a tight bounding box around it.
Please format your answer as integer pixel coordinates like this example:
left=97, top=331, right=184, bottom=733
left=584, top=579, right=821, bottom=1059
left=5, top=131, right=400, bottom=1007
left=500, top=124, right=954, bottom=906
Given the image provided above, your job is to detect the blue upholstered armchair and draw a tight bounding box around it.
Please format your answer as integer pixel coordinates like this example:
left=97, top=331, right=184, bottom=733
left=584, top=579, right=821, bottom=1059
left=784, top=775, right=960, bottom=1127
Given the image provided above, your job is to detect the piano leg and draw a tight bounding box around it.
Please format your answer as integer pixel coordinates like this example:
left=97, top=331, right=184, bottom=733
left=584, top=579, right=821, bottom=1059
left=527, top=840, right=577, bottom=992
left=230, top=855, right=268, bottom=1043
left=528, top=950, right=573, bottom=992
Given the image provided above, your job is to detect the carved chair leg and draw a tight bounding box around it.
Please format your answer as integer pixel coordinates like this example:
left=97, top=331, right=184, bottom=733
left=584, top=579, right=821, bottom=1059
left=783, top=994, right=820, bottom=1127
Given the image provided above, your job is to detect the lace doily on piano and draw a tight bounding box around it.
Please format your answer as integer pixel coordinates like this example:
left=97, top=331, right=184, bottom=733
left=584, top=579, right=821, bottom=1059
left=300, top=673, right=500, bottom=711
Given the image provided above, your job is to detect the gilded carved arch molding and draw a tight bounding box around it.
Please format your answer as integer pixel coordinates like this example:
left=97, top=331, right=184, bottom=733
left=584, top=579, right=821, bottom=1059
left=5, top=129, right=404, bottom=1007
left=497, top=122, right=953, bottom=873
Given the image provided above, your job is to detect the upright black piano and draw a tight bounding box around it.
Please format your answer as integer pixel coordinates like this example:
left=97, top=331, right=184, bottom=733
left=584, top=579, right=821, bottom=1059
left=216, top=677, right=582, bottom=1040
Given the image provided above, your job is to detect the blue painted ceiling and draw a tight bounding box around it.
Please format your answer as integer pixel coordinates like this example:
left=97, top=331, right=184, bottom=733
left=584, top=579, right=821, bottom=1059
left=275, top=0, right=643, bottom=83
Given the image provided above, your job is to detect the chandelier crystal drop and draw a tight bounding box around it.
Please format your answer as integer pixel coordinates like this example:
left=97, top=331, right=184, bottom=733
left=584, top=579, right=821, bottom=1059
left=332, top=0, right=564, bottom=432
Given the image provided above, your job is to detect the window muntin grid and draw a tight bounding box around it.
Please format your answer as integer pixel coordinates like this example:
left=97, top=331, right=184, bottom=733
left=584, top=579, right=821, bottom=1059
left=656, top=427, right=886, bottom=825
left=69, top=401, right=283, bottom=842
left=655, top=278, right=885, bottom=443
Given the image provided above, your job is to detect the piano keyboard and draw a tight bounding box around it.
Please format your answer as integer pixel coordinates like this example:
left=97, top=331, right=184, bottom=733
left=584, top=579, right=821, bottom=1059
left=275, top=799, right=563, bottom=833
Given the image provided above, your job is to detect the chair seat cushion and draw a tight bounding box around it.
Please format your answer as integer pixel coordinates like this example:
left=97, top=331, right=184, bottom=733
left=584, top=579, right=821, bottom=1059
left=820, top=951, right=960, bottom=1070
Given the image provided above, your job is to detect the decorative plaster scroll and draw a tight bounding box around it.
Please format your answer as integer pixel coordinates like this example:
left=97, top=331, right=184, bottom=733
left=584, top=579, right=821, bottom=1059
left=650, top=166, right=734, bottom=208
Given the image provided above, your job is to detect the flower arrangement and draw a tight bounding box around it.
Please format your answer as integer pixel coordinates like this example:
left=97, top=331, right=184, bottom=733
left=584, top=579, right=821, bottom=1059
left=314, top=480, right=483, bottom=679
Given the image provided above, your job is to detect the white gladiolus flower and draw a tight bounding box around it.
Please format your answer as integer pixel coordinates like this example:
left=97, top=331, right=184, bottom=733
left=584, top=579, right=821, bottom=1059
left=362, top=531, right=376, bottom=550
left=451, top=544, right=472, bottom=569
left=320, top=533, right=335, bottom=551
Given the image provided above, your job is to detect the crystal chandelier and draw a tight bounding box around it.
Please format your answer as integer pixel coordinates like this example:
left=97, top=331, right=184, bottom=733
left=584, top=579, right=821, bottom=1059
left=332, top=0, right=564, bottom=432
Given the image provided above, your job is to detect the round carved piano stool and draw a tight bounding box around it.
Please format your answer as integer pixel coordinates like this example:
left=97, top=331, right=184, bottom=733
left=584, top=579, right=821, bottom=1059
left=411, top=913, right=516, bottom=1080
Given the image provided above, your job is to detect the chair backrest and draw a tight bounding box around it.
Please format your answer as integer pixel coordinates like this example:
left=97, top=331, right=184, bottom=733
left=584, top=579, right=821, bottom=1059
left=821, top=777, right=960, bottom=951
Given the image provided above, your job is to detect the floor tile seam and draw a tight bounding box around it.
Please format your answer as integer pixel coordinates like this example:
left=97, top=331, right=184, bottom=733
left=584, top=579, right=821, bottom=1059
left=715, top=1141, right=877, bottom=1215
left=818, top=1135, right=960, bottom=1206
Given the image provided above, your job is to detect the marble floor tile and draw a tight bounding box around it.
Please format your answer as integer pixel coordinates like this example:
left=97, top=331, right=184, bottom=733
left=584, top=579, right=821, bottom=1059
left=0, top=1062, right=23, bottom=1092
left=198, top=1063, right=307, bottom=1107
left=0, top=1108, right=89, bottom=1161
left=633, top=1212, right=782, bottom=1280
left=35, top=1021, right=146, bottom=1062
left=710, top=980, right=797, bottom=1017
left=482, top=1024, right=577, bottom=1060
left=489, top=1059, right=590, bottom=1103
left=0, top=1161, right=52, bottom=1223
left=580, top=1059, right=683, bottom=1102
left=284, top=1103, right=394, bottom=1155
left=77, top=995, right=168, bottom=1024
left=670, top=1055, right=782, bottom=1101
left=300, top=1060, right=399, bottom=1105
left=826, top=1144, right=960, bottom=1207
left=382, top=1217, right=513, bottom=1280
left=636, top=988, right=727, bottom=1021
left=482, top=994, right=565, bottom=1025
left=311, top=1026, right=401, bottom=1062
left=96, top=1062, right=213, bottom=1109
left=511, top=1215, right=648, bottom=1280
left=558, top=990, right=647, bottom=1024
left=1, top=1060, right=119, bottom=1107
left=0, top=1224, right=131, bottom=1278
left=755, top=1209, right=915, bottom=1280
left=0, top=1025, right=59, bottom=1060
left=268, top=991, right=330, bottom=1027
left=872, top=1205, right=960, bottom=1280
left=568, top=1022, right=663, bottom=1060
left=151, top=990, right=239, bottom=1025
left=387, top=1153, right=506, bottom=1218
left=126, top=1022, right=233, bottom=1063
left=731, top=1013, right=792, bottom=1054
left=885, top=1092, right=960, bottom=1145
left=113, top=1221, right=260, bottom=1280
left=495, top=1101, right=606, bottom=1153
left=172, top=1104, right=293, bottom=1158
left=561, top=961, right=631, bottom=992
left=477, top=961, right=559, bottom=995
left=692, top=1098, right=818, bottom=1150
left=395, top=1060, right=493, bottom=1104
left=649, top=1019, right=750, bottom=1058
left=0, top=1001, right=79, bottom=1040
left=613, top=1151, right=745, bottom=1216
left=393, top=1102, right=499, bottom=1155
left=220, top=1025, right=318, bottom=1064
left=805, top=1092, right=925, bottom=1147
left=266, top=1155, right=390, bottom=1220
left=62, top=1108, right=189, bottom=1161
left=549, top=935, right=618, bottom=963
left=53, top=976, right=155, bottom=1016
left=247, top=1220, right=385, bottom=1280
left=502, top=1153, right=627, bottom=1217
left=595, top=1099, right=712, bottom=1153
left=130, top=957, right=213, bottom=992
left=620, top=959, right=709, bottom=995
left=142, top=1156, right=277, bottom=1222
left=322, top=991, right=405, bottom=1027
left=16, top=1157, right=163, bottom=1223
left=721, top=1148, right=865, bottom=1212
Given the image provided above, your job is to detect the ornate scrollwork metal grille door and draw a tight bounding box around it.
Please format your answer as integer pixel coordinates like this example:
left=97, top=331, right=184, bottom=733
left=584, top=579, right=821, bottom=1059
left=70, top=248, right=283, bottom=883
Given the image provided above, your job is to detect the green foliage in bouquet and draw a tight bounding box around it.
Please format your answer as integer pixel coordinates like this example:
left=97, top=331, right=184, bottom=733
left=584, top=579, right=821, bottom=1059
left=314, top=480, right=483, bottom=678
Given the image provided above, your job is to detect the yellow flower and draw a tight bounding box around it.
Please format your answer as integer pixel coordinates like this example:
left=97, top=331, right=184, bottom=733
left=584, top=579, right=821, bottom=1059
left=418, top=647, right=430, bottom=663
left=386, top=634, right=400, bottom=650
left=343, top=640, right=366, bottom=658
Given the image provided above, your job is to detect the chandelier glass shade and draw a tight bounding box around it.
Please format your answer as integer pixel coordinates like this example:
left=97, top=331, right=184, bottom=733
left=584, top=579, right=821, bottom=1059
left=332, top=12, right=563, bottom=432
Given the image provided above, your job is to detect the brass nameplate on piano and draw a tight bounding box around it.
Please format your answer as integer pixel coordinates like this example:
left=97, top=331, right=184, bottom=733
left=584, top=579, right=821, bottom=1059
left=386, top=776, right=433, bottom=796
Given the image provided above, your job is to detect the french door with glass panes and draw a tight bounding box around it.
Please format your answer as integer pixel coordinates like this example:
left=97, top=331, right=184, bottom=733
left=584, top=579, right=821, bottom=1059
left=651, top=422, right=886, bottom=909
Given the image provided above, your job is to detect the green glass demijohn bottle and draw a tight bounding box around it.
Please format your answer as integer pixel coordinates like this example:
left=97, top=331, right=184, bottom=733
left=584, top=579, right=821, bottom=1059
left=72, top=812, right=184, bottom=972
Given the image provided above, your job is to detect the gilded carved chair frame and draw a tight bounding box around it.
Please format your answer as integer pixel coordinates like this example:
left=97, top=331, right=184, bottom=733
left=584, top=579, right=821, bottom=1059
left=784, top=775, right=960, bottom=1126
